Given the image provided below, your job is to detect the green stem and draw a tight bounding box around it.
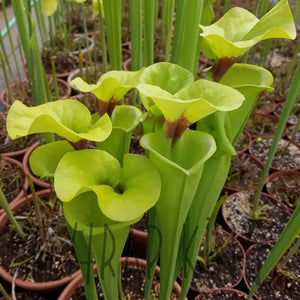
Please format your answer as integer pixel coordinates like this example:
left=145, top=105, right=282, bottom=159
left=97, top=0, right=108, bottom=72
left=1, top=0, right=20, bottom=80
left=0, top=282, right=10, bottom=300
left=81, top=3, right=92, bottom=63
left=277, top=238, right=300, bottom=272
left=0, top=51, right=13, bottom=105
left=0, top=188, right=25, bottom=239
left=28, top=176, right=45, bottom=243
left=51, top=57, right=59, bottom=100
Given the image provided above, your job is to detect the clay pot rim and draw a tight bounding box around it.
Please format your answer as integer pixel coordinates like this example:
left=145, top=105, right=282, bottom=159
left=248, top=137, right=300, bottom=172
left=222, top=190, right=291, bottom=245
left=0, top=189, right=80, bottom=291
left=183, top=228, right=246, bottom=293
left=194, top=287, right=251, bottom=299
left=22, top=141, right=52, bottom=189
left=0, top=78, right=72, bottom=109
left=58, top=257, right=186, bottom=300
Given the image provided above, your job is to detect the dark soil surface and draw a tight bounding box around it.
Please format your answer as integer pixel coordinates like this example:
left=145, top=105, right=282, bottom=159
left=71, top=93, right=100, bottom=114
left=0, top=158, right=25, bottom=202
left=0, top=113, right=38, bottom=154
left=245, top=114, right=279, bottom=138
left=234, top=131, right=250, bottom=154
left=253, top=94, right=275, bottom=114
left=3, top=79, right=69, bottom=106
left=223, top=191, right=290, bottom=243
left=266, top=171, right=300, bottom=210
left=70, top=265, right=179, bottom=300
left=224, top=153, right=263, bottom=191
left=245, top=243, right=300, bottom=300
left=196, top=288, right=250, bottom=299
left=274, top=103, right=300, bottom=126
left=190, top=228, right=244, bottom=292
left=0, top=194, right=78, bottom=283
left=287, top=125, right=300, bottom=145
left=42, top=50, right=79, bottom=75
left=250, top=138, right=300, bottom=170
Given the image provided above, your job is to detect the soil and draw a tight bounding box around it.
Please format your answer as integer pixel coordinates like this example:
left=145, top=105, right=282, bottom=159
left=274, top=103, right=300, bottom=126
left=249, top=138, right=300, bottom=170
left=0, top=113, right=38, bottom=154
left=196, top=288, right=250, bottom=299
left=3, top=79, right=70, bottom=106
left=190, top=228, right=244, bottom=292
left=0, top=194, right=79, bottom=283
left=266, top=171, right=300, bottom=210
left=245, top=114, right=279, bottom=138
left=71, top=93, right=100, bottom=114
left=222, top=191, right=290, bottom=243
left=65, top=2, right=96, bottom=35
left=0, top=159, right=25, bottom=203
left=245, top=243, right=300, bottom=300
left=12, top=290, right=58, bottom=300
left=224, top=153, right=263, bottom=192
left=286, top=125, right=300, bottom=145
left=42, top=50, right=79, bottom=75
left=70, top=265, right=179, bottom=300
left=234, top=131, right=250, bottom=154
left=253, top=94, right=275, bottom=115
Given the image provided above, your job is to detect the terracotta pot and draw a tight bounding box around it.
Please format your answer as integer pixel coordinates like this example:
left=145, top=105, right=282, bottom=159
left=222, top=190, right=291, bottom=245
left=123, top=57, right=131, bottom=71
left=0, top=156, right=29, bottom=216
left=0, top=78, right=71, bottom=109
left=128, top=227, right=148, bottom=259
left=58, top=257, right=186, bottom=300
left=186, top=228, right=245, bottom=294
left=266, top=170, right=300, bottom=211
left=195, top=288, right=252, bottom=299
left=223, top=153, right=264, bottom=195
left=244, top=242, right=300, bottom=300
left=0, top=189, right=80, bottom=291
left=249, top=137, right=300, bottom=171
left=22, top=141, right=52, bottom=190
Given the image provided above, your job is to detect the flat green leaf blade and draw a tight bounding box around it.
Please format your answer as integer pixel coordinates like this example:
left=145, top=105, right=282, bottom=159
left=6, top=100, right=112, bottom=142
left=93, top=153, right=161, bottom=222
left=139, top=62, right=194, bottom=110
left=137, top=79, right=245, bottom=123
left=55, top=150, right=121, bottom=202
left=29, top=140, right=75, bottom=178
left=247, top=203, right=300, bottom=299
left=71, top=69, right=144, bottom=101
left=200, top=0, right=296, bottom=59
